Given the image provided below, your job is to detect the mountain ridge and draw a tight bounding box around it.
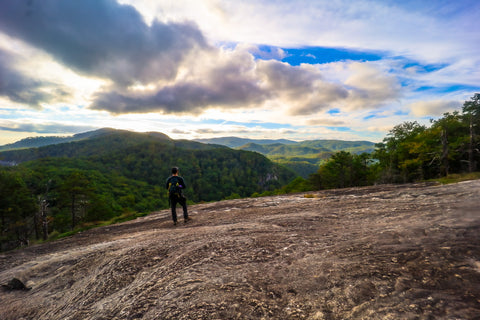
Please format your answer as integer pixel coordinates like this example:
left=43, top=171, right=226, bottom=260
left=194, top=136, right=298, bottom=148
left=0, top=128, right=375, bottom=179
left=0, top=128, right=172, bottom=152
left=1, top=129, right=375, bottom=153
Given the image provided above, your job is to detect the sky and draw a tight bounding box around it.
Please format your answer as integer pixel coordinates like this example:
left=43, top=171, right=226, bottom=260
left=0, top=0, right=479, bottom=145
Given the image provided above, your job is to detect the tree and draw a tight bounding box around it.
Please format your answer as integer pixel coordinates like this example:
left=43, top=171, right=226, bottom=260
left=309, top=151, right=373, bottom=190
left=462, top=93, right=480, bottom=172
left=60, top=170, right=94, bottom=230
left=352, top=152, right=374, bottom=186
left=37, top=179, right=52, bottom=241
left=429, top=112, right=466, bottom=176
left=374, top=121, right=426, bottom=182
left=0, top=170, right=36, bottom=251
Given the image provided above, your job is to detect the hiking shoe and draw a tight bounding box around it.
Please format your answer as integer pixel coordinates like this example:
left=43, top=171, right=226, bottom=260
left=184, top=217, right=191, bottom=223
left=173, top=221, right=177, bottom=226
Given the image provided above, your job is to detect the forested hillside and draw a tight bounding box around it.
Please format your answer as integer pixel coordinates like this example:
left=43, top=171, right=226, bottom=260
left=194, top=137, right=297, bottom=148
left=237, top=140, right=375, bottom=178
left=197, top=137, right=375, bottom=178
left=0, top=130, right=295, bottom=251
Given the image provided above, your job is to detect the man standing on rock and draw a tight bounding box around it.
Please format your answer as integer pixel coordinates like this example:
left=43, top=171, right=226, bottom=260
left=166, top=167, right=190, bottom=225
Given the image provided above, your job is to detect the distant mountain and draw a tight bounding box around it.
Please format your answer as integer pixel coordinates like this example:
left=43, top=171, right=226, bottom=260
left=195, top=137, right=375, bottom=155
left=1, top=129, right=376, bottom=179
left=194, top=137, right=297, bottom=148
left=0, top=129, right=173, bottom=163
left=299, top=140, right=376, bottom=153
left=0, top=128, right=295, bottom=203
left=0, top=128, right=139, bottom=152
left=238, top=142, right=331, bottom=156
left=0, top=136, right=70, bottom=151
left=222, top=139, right=375, bottom=178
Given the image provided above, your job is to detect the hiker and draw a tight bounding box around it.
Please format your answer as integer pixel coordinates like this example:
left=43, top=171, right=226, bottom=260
left=166, top=167, right=190, bottom=225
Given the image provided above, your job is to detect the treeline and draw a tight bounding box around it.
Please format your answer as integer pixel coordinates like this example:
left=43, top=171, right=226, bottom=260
left=278, top=94, right=480, bottom=192
left=373, top=94, right=480, bottom=182
left=0, top=133, right=294, bottom=251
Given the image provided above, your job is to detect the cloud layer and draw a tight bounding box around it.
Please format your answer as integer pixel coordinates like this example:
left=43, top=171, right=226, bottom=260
left=0, top=49, right=71, bottom=107
left=0, top=0, right=478, bottom=144
left=0, top=0, right=411, bottom=118
left=0, top=0, right=208, bottom=85
left=0, top=119, right=94, bottom=134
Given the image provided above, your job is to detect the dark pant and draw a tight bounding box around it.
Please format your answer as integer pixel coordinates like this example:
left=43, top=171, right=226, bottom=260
left=170, top=195, right=188, bottom=222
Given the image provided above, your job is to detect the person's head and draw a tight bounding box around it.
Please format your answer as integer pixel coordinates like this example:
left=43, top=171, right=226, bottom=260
left=171, top=167, right=179, bottom=175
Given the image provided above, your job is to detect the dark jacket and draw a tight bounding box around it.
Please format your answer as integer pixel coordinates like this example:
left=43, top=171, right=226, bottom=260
left=166, top=175, right=186, bottom=196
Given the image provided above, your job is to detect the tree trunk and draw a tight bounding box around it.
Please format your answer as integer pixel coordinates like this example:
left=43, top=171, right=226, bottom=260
left=71, top=194, right=76, bottom=230
left=34, top=209, right=40, bottom=240
left=41, top=200, right=48, bottom=241
left=441, top=129, right=449, bottom=176
left=468, top=115, right=474, bottom=173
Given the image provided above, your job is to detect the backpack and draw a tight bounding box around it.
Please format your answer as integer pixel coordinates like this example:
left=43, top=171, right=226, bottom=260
left=168, top=176, right=182, bottom=198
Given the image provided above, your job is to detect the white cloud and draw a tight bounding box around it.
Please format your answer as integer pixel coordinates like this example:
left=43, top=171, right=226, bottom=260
left=344, top=62, right=402, bottom=110
left=306, top=119, right=346, bottom=126
left=0, top=0, right=478, bottom=144
left=409, top=100, right=462, bottom=117
left=127, top=1, right=479, bottom=65
left=0, top=119, right=95, bottom=134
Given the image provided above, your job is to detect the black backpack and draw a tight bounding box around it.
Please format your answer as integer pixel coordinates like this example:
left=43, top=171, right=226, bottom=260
left=168, top=176, right=182, bottom=198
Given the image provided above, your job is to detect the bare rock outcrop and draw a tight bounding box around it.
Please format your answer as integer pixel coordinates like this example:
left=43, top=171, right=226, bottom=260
left=1, top=180, right=479, bottom=319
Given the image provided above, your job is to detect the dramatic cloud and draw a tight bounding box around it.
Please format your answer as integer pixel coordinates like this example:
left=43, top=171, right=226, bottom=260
left=92, top=50, right=404, bottom=117
left=0, top=0, right=207, bottom=86
left=256, top=60, right=402, bottom=115
left=91, top=80, right=265, bottom=114
left=0, top=49, right=71, bottom=107
left=257, top=60, right=349, bottom=115
left=91, top=48, right=269, bottom=114
left=0, top=0, right=478, bottom=144
left=0, top=0, right=406, bottom=117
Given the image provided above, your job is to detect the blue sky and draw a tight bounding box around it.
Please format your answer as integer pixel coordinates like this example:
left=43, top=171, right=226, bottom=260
left=0, top=0, right=479, bottom=144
